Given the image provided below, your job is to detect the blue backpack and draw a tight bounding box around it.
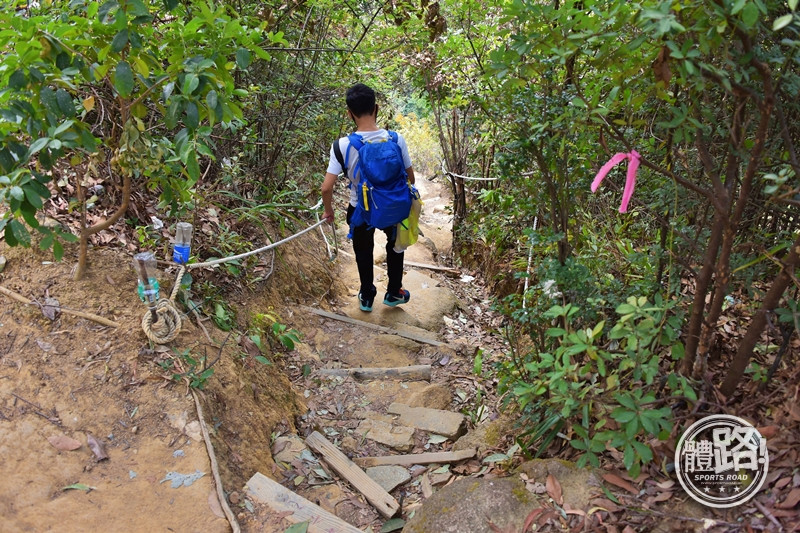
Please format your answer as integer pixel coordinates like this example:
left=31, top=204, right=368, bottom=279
left=334, top=131, right=412, bottom=237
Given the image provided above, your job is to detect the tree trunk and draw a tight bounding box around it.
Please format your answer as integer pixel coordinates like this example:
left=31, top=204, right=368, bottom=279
left=720, top=233, right=800, bottom=396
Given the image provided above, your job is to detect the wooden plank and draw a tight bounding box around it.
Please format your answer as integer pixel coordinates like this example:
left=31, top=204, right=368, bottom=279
left=305, top=431, right=400, bottom=518
left=303, top=306, right=443, bottom=347
left=319, top=365, right=431, bottom=381
left=353, top=448, right=477, bottom=468
left=245, top=472, right=362, bottom=533
left=404, top=260, right=459, bottom=273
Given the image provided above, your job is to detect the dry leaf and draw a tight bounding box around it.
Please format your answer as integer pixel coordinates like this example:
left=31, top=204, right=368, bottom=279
left=651, top=491, right=673, bottom=503
left=623, top=526, right=637, bottom=533
left=36, top=339, right=54, bottom=352
left=546, top=474, right=563, bottom=505
left=42, top=297, right=60, bottom=321
left=590, top=497, right=621, bottom=513
left=656, top=479, right=675, bottom=489
left=602, top=473, right=638, bottom=495
left=775, top=477, right=792, bottom=490
left=48, top=435, right=81, bottom=451
left=777, top=487, right=800, bottom=509
left=87, top=434, right=109, bottom=461
left=421, top=473, right=433, bottom=499
left=522, top=508, right=544, bottom=533
left=208, top=490, right=225, bottom=519
left=758, top=425, right=779, bottom=439
left=652, top=46, right=672, bottom=85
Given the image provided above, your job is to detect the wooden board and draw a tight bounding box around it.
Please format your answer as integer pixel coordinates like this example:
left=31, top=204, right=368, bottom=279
left=305, top=431, right=400, bottom=518
left=303, top=306, right=443, bottom=347
left=353, top=448, right=477, bottom=467
left=245, top=472, right=362, bottom=533
left=404, top=260, right=459, bottom=273
left=319, top=365, right=431, bottom=381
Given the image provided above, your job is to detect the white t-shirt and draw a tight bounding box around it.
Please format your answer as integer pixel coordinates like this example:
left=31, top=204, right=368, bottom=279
left=326, top=129, right=412, bottom=207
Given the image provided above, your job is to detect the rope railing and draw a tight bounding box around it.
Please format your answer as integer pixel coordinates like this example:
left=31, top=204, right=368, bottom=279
left=141, top=214, right=335, bottom=344
left=441, top=160, right=499, bottom=181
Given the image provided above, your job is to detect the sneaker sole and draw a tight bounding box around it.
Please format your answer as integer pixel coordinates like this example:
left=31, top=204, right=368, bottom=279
left=383, top=298, right=409, bottom=307
left=359, top=304, right=373, bottom=312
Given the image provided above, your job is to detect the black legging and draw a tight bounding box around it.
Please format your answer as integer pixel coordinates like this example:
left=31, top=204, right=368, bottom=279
left=347, top=204, right=404, bottom=297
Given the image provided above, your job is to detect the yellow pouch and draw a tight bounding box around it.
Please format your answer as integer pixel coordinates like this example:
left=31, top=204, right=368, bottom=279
left=395, top=186, right=422, bottom=253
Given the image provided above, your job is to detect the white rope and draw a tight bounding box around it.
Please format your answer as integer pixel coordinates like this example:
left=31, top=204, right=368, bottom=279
left=441, top=160, right=498, bottom=181
left=188, top=219, right=327, bottom=270
left=522, top=216, right=538, bottom=310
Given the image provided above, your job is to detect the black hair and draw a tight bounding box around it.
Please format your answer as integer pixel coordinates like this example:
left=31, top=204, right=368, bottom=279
left=346, top=83, right=376, bottom=118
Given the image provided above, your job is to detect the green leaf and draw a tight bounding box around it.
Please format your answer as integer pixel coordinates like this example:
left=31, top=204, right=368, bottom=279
left=23, top=185, right=44, bottom=209
left=56, top=89, right=75, bottom=117
left=773, top=14, right=793, bottom=31
left=9, top=186, right=25, bottom=201
left=235, top=48, right=251, bottom=69
left=114, top=61, right=134, bottom=98
left=111, top=29, right=129, bottom=52
left=205, top=90, right=218, bottom=111
left=623, top=443, right=634, bottom=471
left=9, top=219, right=31, bottom=246
left=62, top=483, right=94, bottom=491
left=27, top=138, right=50, bottom=159
left=790, top=0, right=799, bottom=11
left=254, top=355, right=271, bottom=365
left=185, top=148, right=200, bottom=182
left=731, top=0, right=746, bottom=14
left=184, top=101, right=199, bottom=130
left=380, top=518, right=406, bottom=533
left=283, top=522, right=309, bottom=533
left=39, top=233, right=54, bottom=251
left=53, top=239, right=64, bottom=260
left=183, top=74, right=199, bottom=96
left=483, top=453, right=510, bottom=463
left=741, top=3, right=759, bottom=28
left=8, top=70, right=26, bottom=90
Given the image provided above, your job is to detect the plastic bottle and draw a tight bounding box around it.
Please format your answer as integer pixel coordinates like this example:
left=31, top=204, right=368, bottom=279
left=172, top=222, right=193, bottom=264
left=133, top=252, right=160, bottom=303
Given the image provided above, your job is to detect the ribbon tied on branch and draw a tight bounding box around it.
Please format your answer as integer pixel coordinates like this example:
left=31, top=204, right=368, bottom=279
left=591, top=150, right=641, bottom=213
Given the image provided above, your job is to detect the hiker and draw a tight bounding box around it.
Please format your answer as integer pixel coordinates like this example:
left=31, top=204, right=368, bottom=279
left=321, top=83, right=416, bottom=312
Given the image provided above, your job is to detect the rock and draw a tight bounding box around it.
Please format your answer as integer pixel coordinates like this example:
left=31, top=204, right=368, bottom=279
left=366, top=465, right=411, bottom=492
left=453, top=415, right=514, bottom=456
left=402, top=477, right=538, bottom=533
left=301, top=484, right=345, bottom=514
left=272, top=435, right=308, bottom=464
left=0, top=255, right=6, bottom=273
left=356, top=417, right=415, bottom=452
left=408, top=384, right=452, bottom=411
left=387, top=403, right=465, bottom=439
left=516, top=458, right=602, bottom=510
left=185, top=421, right=202, bottom=441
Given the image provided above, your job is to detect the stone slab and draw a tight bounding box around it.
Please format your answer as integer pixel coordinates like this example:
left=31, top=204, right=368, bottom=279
left=387, top=403, right=465, bottom=439
left=366, top=465, right=411, bottom=492
left=356, top=418, right=415, bottom=452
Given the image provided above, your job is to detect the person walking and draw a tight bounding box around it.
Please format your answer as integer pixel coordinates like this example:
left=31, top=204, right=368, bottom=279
left=321, top=83, right=416, bottom=312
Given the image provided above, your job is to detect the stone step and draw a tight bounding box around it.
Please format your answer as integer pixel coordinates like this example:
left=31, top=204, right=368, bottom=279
left=387, top=402, right=466, bottom=439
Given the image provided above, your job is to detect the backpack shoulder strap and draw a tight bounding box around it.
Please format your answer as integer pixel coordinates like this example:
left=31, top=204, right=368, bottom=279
left=387, top=130, right=399, bottom=143
left=332, top=140, right=347, bottom=178
left=345, top=133, right=364, bottom=175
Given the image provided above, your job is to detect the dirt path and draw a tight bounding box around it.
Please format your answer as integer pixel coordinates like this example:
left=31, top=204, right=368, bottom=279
left=239, top=174, right=497, bottom=531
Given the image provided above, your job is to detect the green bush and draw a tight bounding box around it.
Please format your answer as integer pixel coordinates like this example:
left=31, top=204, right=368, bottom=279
left=498, top=296, right=696, bottom=477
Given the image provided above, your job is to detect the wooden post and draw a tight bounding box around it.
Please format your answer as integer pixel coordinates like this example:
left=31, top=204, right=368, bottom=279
left=305, top=431, right=400, bottom=518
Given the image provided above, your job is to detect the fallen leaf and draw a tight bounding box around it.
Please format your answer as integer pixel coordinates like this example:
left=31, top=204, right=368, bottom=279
left=656, top=479, right=675, bottom=489
left=623, top=526, right=637, bottom=533
left=522, top=508, right=544, bottom=532
left=208, top=490, right=225, bottom=519
left=36, top=339, right=54, bottom=352
left=603, top=473, right=638, bottom=495
left=87, top=434, right=109, bottom=461
left=42, top=297, right=60, bottom=321
left=757, top=425, right=779, bottom=439
left=590, top=497, right=621, bottom=513
left=48, top=435, right=81, bottom=451
left=283, top=522, right=309, bottom=533
left=380, top=518, right=405, bottom=533
left=546, top=474, right=563, bottom=505
left=650, top=491, right=673, bottom=503
left=775, top=477, right=792, bottom=490
left=421, top=473, right=433, bottom=498
left=777, top=487, right=800, bottom=509
left=62, top=483, right=94, bottom=492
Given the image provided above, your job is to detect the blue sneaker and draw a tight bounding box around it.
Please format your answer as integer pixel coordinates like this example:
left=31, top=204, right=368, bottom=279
left=383, top=288, right=410, bottom=307
left=358, top=287, right=376, bottom=312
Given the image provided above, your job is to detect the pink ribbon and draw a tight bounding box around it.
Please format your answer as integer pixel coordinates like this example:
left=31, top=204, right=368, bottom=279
left=590, top=151, right=640, bottom=213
